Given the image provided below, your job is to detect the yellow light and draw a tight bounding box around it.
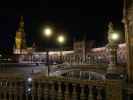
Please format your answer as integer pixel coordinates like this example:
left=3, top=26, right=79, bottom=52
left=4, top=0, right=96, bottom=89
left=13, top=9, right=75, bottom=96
left=110, top=33, right=119, bottom=41
left=57, top=35, right=65, bottom=44
left=43, top=28, right=52, bottom=37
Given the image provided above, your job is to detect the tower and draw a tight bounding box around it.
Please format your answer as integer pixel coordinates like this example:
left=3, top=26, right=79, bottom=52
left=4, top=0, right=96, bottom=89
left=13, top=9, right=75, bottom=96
left=14, top=16, right=26, bottom=54
left=123, top=0, right=133, bottom=82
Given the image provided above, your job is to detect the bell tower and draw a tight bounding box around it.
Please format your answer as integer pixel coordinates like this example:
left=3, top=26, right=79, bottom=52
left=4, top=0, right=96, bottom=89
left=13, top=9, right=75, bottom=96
left=123, top=0, right=133, bottom=82
left=14, top=16, right=26, bottom=54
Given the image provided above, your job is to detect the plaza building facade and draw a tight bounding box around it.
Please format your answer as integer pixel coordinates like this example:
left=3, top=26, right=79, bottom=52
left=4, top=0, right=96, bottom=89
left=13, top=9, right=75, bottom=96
left=13, top=16, right=127, bottom=66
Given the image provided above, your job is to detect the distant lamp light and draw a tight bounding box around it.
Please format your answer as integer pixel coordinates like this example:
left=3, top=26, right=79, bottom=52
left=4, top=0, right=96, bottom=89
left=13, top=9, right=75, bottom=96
left=43, top=28, right=52, bottom=37
left=110, top=32, right=119, bottom=41
left=57, top=35, right=65, bottom=44
left=27, top=77, right=32, bottom=82
left=28, top=88, right=31, bottom=92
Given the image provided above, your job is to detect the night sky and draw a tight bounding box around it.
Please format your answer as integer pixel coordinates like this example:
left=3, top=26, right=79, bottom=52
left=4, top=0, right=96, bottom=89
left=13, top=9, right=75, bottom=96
left=0, top=0, right=124, bottom=54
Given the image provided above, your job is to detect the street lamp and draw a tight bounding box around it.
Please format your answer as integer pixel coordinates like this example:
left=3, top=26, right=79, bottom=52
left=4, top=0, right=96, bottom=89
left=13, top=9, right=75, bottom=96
left=43, top=27, right=53, bottom=76
left=106, top=22, right=120, bottom=79
left=43, top=27, right=66, bottom=75
left=57, top=35, right=65, bottom=63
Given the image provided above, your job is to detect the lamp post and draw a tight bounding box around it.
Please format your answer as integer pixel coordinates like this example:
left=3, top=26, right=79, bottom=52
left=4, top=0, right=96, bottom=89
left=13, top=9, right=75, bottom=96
left=106, top=22, right=120, bottom=79
left=57, top=35, right=65, bottom=63
left=43, top=27, right=52, bottom=76
left=43, top=28, right=66, bottom=76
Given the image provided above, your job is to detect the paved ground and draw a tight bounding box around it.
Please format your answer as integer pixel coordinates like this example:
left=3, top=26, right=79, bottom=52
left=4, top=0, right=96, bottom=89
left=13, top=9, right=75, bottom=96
left=0, top=63, right=47, bottom=77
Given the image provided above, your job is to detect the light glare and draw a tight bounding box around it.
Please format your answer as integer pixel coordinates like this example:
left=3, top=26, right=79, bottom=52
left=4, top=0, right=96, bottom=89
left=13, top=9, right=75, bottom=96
left=43, top=28, right=52, bottom=37
left=111, top=33, right=119, bottom=41
left=57, top=35, right=65, bottom=44
left=27, top=77, right=32, bottom=82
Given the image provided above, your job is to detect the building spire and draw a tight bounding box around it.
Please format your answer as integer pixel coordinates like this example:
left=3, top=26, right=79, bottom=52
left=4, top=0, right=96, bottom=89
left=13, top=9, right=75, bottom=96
left=18, top=16, right=24, bottom=32
left=14, top=16, right=26, bottom=54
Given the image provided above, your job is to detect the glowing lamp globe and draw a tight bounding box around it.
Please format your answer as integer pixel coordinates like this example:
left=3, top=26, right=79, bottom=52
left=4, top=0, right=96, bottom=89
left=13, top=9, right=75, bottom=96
left=110, top=33, right=119, bottom=41
left=43, top=28, right=52, bottom=37
left=57, top=35, right=65, bottom=44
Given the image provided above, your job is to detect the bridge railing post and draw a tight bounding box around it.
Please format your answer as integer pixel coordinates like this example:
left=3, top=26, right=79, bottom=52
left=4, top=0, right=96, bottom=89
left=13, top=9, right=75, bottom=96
left=106, top=80, right=122, bottom=100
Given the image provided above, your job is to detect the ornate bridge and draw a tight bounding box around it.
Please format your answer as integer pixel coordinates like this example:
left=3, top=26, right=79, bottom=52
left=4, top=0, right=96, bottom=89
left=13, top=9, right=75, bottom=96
left=50, top=63, right=125, bottom=80
left=51, top=64, right=107, bottom=74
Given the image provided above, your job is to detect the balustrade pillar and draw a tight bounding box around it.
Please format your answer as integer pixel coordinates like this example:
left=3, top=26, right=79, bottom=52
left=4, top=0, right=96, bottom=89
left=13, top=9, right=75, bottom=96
left=9, top=82, right=13, bottom=100
left=88, top=86, right=93, bottom=100
left=0, top=91, right=1, bottom=100
left=127, top=93, right=130, bottom=100
left=26, top=93, right=29, bottom=100
left=96, top=87, right=102, bottom=100
left=4, top=90, right=7, bottom=100
left=37, top=82, right=41, bottom=100
left=106, top=80, right=122, bottom=100
left=88, top=57, right=91, bottom=64
left=43, top=82, right=49, bottom=100
left=0, top=81, right=2, bottom=99
left=19, top=84, right=23, bottom=100
left=3, top=81, right=7, bottom=100
left=64, top=83, right=70, bottom=100
left=14, top=82, right=18, bottom=100
left=31, top=82, right=35, bottom=100
left=72, top=84, right=77, bottom=100
left=57, top=82, right=63, bottom=100
left=50, top=81, right=56, bottom=100
left=80, top=85, right=85, bottom=100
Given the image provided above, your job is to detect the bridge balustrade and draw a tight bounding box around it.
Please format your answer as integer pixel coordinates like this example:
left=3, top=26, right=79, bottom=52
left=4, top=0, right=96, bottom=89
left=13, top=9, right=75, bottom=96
left=0, top=75, right=123, bottom=100
left=30, top=77, right=122, bottom=100
left=0, top=78, right=25, bottom=100
left=123, top=85, right=133, bottom=100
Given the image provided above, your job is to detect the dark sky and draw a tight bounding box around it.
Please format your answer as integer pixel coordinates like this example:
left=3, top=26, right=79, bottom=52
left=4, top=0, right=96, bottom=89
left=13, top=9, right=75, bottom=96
left=0, top=0, right=124, bottom=53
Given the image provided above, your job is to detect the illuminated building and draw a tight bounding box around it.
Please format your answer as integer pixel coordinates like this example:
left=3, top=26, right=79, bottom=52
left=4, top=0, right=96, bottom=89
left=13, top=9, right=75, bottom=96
left=14, top=16, right=27, bottom=54
left=12, top=16, right=127, bottom=65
